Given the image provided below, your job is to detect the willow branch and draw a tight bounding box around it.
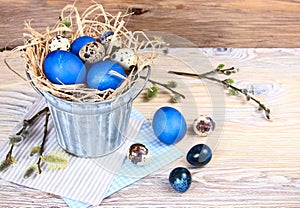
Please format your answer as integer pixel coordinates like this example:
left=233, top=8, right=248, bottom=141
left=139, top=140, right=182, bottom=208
left=168, top=68, right=270, bottom=119
left=5, top=107, right=50, bottom=160
left=142, top=76, right=186, bottom=99
left=37, top=111, right=51, bottom=174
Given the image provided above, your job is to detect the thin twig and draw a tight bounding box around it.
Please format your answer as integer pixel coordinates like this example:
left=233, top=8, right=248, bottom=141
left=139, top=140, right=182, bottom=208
left=141, top=76, right=185, bottom=99
left=168, top=69, right=270, bottom=119
left=36, top=111, right=51, bottom=174
left=2, top=107, right=50, bottom=171
left=25, top=107, right=49, bottom=125
left=5, top=144, right=14, bottom=162
left=168, top=67, right=237, bottom=78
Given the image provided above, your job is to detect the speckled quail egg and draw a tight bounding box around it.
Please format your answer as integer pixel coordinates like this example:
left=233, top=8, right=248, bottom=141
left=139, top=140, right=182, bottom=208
left=111, top=48, right=138, bottom=71
left=79, top=41, right=105, bottom=63
left=100, top=30, right=123, bottom=50
left=128, top=143, right=152, bottom=166
left=193, top=115, right=216, bottom=137
left=48, top=35, right=70, bottom=53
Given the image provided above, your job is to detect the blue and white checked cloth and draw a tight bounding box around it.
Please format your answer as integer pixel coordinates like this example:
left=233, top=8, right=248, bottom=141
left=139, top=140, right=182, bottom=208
left=62, top=108, right=183, bottom=207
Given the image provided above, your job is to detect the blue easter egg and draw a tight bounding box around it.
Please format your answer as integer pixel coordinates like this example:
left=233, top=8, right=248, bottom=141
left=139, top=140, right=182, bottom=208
left=152, top=106, right=187, bottom=145
left=186, top=144, right=212, bottom=166
left=169, top=167, right=192, bottom=193
left=70, top=36, right=97, bottom=56
left=43, top=50, right=86, bottom=84
left=86, top=60, right=126, bottom=91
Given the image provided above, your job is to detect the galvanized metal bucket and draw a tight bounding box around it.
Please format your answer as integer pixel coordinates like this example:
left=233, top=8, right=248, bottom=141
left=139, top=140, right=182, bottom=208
left=27, top=66, right=150, bottom=157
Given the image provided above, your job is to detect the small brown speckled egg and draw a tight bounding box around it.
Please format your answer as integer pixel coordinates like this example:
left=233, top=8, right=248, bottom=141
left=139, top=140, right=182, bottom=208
left=79, top=41, right=105, bottom=63
left=193, top=115, right=216, bottom=137
left=48, top=35, right=70, bottom=53
left=128, top=143, right=152, bottom=166
left=111, top=48, right=138, bottom=71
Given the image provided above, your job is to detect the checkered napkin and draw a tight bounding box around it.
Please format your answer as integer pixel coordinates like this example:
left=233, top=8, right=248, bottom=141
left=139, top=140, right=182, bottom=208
left=63, top=108, right=183, bottom=207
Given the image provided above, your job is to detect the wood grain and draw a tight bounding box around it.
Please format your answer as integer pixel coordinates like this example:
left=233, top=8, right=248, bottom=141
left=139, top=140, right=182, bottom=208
left=1, top=0, right=300, bottom=48
left=0, top=48, right=299, bottom=207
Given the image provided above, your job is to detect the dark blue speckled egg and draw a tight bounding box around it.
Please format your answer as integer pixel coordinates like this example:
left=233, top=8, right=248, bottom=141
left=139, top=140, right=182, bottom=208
left=186, top=144, right=212, bottom=167
left=100, top=30, right=114, bottom=44
left=70, top=36, right=97, bottom=56
left=169, top=167, right=191, bottom=193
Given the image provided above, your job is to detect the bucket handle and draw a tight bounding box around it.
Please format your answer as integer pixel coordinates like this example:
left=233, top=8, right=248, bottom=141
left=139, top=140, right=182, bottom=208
left=130, top=65, right=151, bottom=101
left=26, top=70, right=44, bottom=96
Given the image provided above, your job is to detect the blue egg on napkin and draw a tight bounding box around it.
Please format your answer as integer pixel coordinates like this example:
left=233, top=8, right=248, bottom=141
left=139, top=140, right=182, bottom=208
left=152, top=106, right=187, bottom=145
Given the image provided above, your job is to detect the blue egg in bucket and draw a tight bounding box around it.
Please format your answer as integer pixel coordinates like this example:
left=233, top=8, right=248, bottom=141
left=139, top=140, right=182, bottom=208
left=86, top=60, right=127, bottom=91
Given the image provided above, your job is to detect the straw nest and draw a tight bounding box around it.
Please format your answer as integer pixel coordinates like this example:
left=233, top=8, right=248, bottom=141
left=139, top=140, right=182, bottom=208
left=5, top=3, right=167, bottom=102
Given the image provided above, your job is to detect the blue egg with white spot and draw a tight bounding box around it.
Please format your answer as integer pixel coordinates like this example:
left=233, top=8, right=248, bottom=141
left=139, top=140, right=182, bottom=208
left=86, top=60, right=126, bottom=91
left=169, top=167, right=192, bottom=193
left=186, top=144, right=212, bottom=167
left=70, top=36, right=97, bottom=56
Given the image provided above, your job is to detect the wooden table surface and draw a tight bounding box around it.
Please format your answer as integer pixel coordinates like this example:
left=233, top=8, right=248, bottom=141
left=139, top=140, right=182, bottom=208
left=1, top=1, right=300, bottom=207
left=0, top=48, right=299, bottom=207
left=1, top=0, right=300, bottom=48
